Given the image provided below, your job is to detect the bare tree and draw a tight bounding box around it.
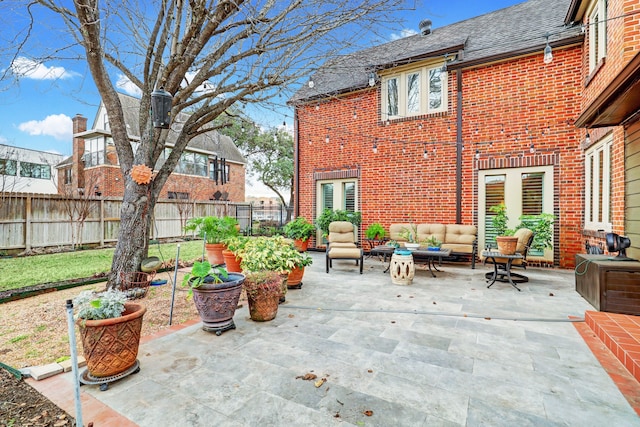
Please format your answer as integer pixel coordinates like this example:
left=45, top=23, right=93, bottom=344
left=167, top=186, right=194, bottom=237
left=58, top=173, right=101, bottom=250
left=4, top=0, right=404, bottom=287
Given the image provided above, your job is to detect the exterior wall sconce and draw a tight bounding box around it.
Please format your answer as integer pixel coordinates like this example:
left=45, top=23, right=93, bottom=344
left=543, top=35, right=553, bottom=64
left=151, top=87, right=173, bottom=129
left=368, top=71, right=377, bottom=87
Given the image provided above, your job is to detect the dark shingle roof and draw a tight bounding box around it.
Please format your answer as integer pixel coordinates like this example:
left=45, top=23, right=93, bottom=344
left=290, top=0, right=582, bottom=103
left=117, top=93, right=246, bottom=164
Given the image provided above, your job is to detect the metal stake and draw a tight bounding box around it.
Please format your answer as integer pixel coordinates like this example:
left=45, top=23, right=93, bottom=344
left=65, top=300, right=84, bottom=427
left=169, top=244, right=181, bottom=325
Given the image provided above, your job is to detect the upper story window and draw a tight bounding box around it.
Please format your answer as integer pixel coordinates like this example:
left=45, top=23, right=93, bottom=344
left=84, top=137, right=105, bottom=167
left=175, top=151, right=208, bottom=177
left=588, top=0, right=607, bottom=73
left=584, top=134, right=612, bottom=232
left=0, top=159, right=17, bottom=176
left=382, top=63, right=447, bottom=121
left=20, top=161, right=51, bottom=179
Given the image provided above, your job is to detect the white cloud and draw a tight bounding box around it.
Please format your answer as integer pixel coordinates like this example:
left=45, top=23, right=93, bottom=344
left=11, top=57, right=79, bottom=80
left=390, top=28, right=419, bottom=41
left=18, top=114, right=72, bottom=141
left=0, top=136, right=7, bottom=144
left=116, top=74, right=142, bottom=97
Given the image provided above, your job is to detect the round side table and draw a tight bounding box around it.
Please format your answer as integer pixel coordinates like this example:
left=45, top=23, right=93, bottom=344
left=390, top=252, right=415, bottom=285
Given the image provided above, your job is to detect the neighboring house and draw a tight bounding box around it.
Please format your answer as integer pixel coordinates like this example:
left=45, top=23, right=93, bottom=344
left=0, top=144, right=63, bottom=194
left=565, top=0, right=640, bottom=260
left=290, top=0, right=585, bottom=267
left=57, top=93, right=246, bottom=202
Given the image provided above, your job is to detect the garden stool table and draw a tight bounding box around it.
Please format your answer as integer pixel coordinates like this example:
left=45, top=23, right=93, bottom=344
left=390, top=251, right=415, bottom=285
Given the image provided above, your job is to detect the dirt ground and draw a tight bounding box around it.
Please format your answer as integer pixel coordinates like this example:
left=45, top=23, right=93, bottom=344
left=0, top=270, right=220, bottom=426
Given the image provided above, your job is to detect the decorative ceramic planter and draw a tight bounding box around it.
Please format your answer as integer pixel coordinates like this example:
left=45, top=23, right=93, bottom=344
left=390, top=252, right=414, bottom=285
left=222, top=249, right=242, bottom=273
left=77, top=302, right=146, bottom=378
left=191, top=272, right=245, bottom=335
left=205, top=243, right=226, bottom=266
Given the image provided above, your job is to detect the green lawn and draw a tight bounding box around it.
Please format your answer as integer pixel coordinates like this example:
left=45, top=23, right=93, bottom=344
left=0, top=241, right=206, bottom=292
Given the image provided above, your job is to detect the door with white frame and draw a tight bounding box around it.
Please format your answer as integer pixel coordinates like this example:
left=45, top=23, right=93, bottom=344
left=478, top=166, right=554, bottom=260
left=316, top=178, right=358, bottom=243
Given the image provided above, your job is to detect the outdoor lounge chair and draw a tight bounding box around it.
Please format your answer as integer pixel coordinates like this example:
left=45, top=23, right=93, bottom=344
left=326, top=221, right=363, bottom=274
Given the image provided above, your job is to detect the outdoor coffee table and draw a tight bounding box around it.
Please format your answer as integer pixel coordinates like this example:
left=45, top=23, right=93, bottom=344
left=412, top=248, right=452, bottom=277
left=482, top=251, right=527, bottom=291
left=370, top=245, right=396, bottom=273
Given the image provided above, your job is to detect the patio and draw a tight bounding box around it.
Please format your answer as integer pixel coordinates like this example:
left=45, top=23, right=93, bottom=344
left=31, top=252, right=639, bottom=426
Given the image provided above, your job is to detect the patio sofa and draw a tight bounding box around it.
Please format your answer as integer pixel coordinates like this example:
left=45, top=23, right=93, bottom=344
left=389, top=223, right=478, bottom=268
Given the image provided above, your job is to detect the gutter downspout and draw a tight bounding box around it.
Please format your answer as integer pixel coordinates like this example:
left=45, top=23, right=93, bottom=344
left=294, top=108, right=300, bottom=217
left=456, top=69, right=463, bottom=224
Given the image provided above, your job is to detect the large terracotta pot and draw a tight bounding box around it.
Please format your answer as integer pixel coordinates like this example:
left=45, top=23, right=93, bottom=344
left=77, top=302, right=146, bottom=378
left=287, top=266, right=305, bottom=289
left=293, top=239, right=309, bottom=252
left=205, top=243, right=226, bottom=265
left=496, top=236, right=519, bottom=255
left=246, top=280, right=282, bottom=322
left=222, top=249, right=242, bottom=273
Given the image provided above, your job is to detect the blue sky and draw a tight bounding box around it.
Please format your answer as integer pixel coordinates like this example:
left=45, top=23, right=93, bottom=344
left=0, top=0, right=523, bottom=160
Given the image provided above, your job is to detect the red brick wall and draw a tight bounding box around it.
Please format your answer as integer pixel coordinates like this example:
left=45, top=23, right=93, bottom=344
left=295, top=45, right=584, bottom=268
left=82, top=162, right=245, bottom=202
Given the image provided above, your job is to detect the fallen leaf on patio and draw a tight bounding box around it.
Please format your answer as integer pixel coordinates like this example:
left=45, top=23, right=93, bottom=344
left=549, top=292, right=554, bottom=296
left=409, top=296, right=414, bottom=298
left=288, top=314, right=295, bottom=318
left=363, top=410, right=373, bottom=416
left=337, top=399, right=344, bottom=405
left=484, top=317, right=491, bottom=320
left=391, top=320, right=396, bottom=324
left=464, top=314, right=467, bottom=317
left=334, top=412, right=341, bottom=418
left=367, top=369, right=373, bottom=373
left=314, top=378, right=326, bottom=387
left=433, top=301, right=437, bottom=305
left=296, top=373, right=318, bottom=381
left=397, top=294, right=401, bottom=297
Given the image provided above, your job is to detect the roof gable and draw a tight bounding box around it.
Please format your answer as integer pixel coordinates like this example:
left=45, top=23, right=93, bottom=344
left=290, top=0, right=582, bottom=103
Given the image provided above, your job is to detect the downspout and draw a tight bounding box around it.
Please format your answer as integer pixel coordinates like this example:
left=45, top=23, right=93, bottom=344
left=294, top=108, right=300, bottom=217
left=456, top=69, right=463, bottom=224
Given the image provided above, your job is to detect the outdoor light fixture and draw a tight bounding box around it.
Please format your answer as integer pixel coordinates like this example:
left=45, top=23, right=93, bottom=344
left=151, top=87, right=173, bottom=129
left=372, top=140, right=378, bottom=154
left=543, top=35, right=553, bottom=64
left=475, top=149, right=480, bottom=160
left=585, top=131, right=591, bottom=144
left=308, top=78, right=315, bottom=88
left=368, top=71, right=377, bottom=87
left=530, top=143, right=535, bottom=154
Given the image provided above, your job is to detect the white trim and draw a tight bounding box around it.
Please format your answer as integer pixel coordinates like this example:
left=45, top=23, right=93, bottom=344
left=584, top=134, right=613, bottom=232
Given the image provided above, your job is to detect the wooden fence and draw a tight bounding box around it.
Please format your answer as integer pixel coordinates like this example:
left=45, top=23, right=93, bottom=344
left=0, top=193, right=252, bottom=252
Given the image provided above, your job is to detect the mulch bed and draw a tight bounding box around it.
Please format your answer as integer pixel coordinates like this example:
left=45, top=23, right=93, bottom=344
left=0, top=368, right=75, bottom=426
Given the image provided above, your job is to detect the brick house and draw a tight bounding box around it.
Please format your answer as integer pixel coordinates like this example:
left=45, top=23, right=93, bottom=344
left=290, top=0, right=586, bottom=267
left=565, top=0, right=640, bottom=260
left=57, top=92, right=246, bottom=202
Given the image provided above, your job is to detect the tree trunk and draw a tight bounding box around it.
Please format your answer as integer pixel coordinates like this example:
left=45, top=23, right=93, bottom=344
left=108, top=183, right=157, bottom=289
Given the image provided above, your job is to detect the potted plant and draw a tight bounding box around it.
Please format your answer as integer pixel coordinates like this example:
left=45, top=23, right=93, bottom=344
left=424, top=236, right=442, bottom=251
left=365, top=222, right=386, bottom=240
left=221, top=236, right=249, bottom=273
left=238, top=236, right=300, bottom=321
left=285, top=247, right=314, bottom=289
left=399, top=224, right=420, bottom=250
left=316, top=209, right=362, bottom=239
left=184, top=216, right=239, bottom=265
left=242, top=270, right=284, bottom=322
left=283, top=216, right=316, bottom=251
left=182, top=260, right=246, bottom=335
left=73, top=288, right=146, bottom=378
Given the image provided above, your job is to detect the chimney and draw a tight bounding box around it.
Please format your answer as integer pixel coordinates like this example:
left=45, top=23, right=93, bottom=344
left=72, top=114, right=88, bottom=193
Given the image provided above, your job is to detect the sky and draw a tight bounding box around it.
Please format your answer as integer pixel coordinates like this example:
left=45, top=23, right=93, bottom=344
left=0, top=0, right=523, bottom=197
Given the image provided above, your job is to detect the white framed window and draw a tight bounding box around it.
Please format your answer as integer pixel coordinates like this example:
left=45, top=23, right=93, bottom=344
left=588, top=0, right=607, bottom=72
left=316, top=178, right=358, bottom=242
left=585, top=134, right=612, bottom=232
left=382, top=63, right=447, bottom=121
left=84, top=137, right=105, bottom=167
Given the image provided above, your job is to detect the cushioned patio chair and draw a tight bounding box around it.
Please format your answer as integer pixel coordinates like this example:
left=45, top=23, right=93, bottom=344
left=326, top=221, right=363, bottom=274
